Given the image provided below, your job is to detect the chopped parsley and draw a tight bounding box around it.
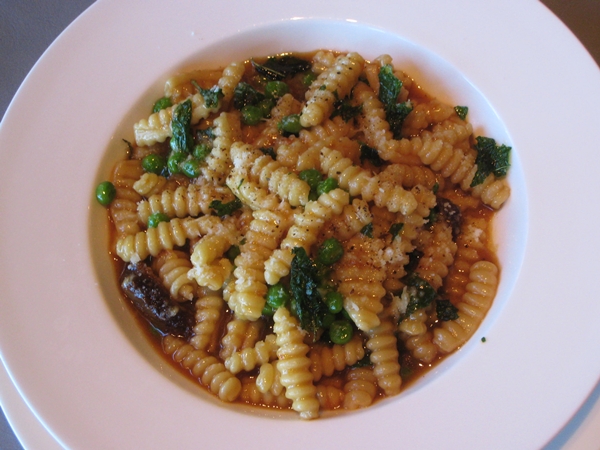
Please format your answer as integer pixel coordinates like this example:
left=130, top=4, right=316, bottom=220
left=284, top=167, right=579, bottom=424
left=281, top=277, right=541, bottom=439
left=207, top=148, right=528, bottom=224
left=170, top=99, right=194, bottom=153
left=289, top=247, right=329, bottom=338
left=191, top=81, right=223, bottom=108
left=252, top=55, right=312, bottom=81
left=209, top=198, right=242, bottom=217
left=436, top=299, right=459, bottom=321
left=389, top=222, right=404, bottom=240
left=360, top=222, right=374, bottom=238
left=359, top=143, right=386, bottom=167
left=402, top=273, right=437, bottom=317
left=454, top=105, right=468, bottom=120
left=471, top=136, right=511, bottom=187
left=378, top=64, right=413, bottom=139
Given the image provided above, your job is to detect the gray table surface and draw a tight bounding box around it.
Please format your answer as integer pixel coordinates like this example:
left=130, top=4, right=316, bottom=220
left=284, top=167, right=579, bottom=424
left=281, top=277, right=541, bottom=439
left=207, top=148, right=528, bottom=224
left=1, top=1, right=599, bottom=448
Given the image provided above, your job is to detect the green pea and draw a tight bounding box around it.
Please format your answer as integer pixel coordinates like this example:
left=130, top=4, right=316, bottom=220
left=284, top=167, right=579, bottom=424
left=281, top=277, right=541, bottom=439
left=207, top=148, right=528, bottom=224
left=147, top=212, right=170, bottom=228
left=167, top=151, right=186, bottom=174
left=265, top=283, right=290, bottom=309
left=278, top=114, right=302, bottom=135
left=302, top=72, right=317, bottom=87
left=265, top=81, right=290, bottom=99
left=180, top=157, right=201, bottom=178
left=298, top=169, right=322, bottom=191
left=257, top=98, right=276, bottom=118
left=321, top=312, right=336, bottom=329
left=317, top=238, right=344, bottom=266
left=241, top=104, right=264, bottom=125
left=95, top=181, right=116, bottom=206
left=317, top=177, right=338, bottom=196
left=193, top=143, right=211, bottom=161
left=262, top=303, right=275, bottom=316
left=329, top=319, right=353, bottom=345
left=324, top=291, right=344, bottom=314
left=142, top=154, right=167, bottom=175
left=152, top=96, right=172, bottom=113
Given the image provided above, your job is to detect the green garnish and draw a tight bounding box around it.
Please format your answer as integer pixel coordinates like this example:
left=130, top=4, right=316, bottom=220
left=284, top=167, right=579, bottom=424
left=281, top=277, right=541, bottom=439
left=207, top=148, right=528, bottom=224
left=152, top=97, right=172, bottom=113
left=170, top=99, right=193, bottom=153
left=209, top=198, right=242, bottom=217
left=233, top=82, right=265, bottom=110
left=252, top=55, right=312, bottom=81
left=359, top=143, right=386, bottom=167
left=402, top=273, right=437, bottom=317
left=360, top=222, right=373, bottom=238
left=191, top=81, right=222, bottom=109
left=289, top=247, right=329, bottom=338
left=436, top=299, right=459, bottom=321
left=454, top=105, right=468, bottom=120
left=389, top=223, right=404, bottom=240
left=331, top=98, right=362, bottom=122
left=378, top=64, right=413, bottom=139
left=471, top=136, right=511, bottom=187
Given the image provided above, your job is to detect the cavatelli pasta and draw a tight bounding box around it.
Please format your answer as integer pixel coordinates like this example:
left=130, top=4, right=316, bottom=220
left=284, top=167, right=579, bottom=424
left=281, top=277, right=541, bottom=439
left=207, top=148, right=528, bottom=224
left=309, top=333, right=366, bottom=382
left=433, top=261, right=498, bottom=353
left=273, top=307, right=320, bottom=420
left=103, top=49, right=510, bottom=419
left=163, top=335, right=241, bottom=402
left=109, top=159, right=144, bottom=236
left=300, top=52, right=365, bottom=127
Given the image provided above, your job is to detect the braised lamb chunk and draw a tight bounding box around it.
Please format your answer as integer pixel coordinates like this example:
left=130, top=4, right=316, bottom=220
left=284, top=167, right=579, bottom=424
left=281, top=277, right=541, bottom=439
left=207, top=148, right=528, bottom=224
left=121, top=262, right=194, bottom=338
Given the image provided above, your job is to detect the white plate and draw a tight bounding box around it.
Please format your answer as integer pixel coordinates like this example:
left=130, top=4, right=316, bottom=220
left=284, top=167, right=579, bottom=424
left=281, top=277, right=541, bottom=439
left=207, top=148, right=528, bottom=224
left=1, top=0, right=600, bottom=448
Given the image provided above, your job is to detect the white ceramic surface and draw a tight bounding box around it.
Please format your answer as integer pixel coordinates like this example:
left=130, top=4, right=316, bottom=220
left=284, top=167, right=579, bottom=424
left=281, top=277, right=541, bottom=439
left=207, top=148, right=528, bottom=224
left=1, top=0, right=600, bottom=448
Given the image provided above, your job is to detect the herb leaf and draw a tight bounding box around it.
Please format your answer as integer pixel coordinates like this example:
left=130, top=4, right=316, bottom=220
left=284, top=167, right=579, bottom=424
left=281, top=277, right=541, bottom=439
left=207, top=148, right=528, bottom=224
left=402, top=273, right=437, bottom=317
left=389, top=223, right=404, bottom=240
left=378, top=64, right=413, bottom=139
left=209, top=198, right=242, bottom=217
left=331, top=98, right=363, bottom=122
left=454, top=105, right=468, bottom=120
left=252, top=55, right=312, bottom=81
left=471, top=136, right=511, bottom=187
left=290, top=247, right=329, bottom=337
left=197, top=84, right=223, bottom=109
left=360, top=222, right=373, bottom=238
left=233, top=82, right=265, bottom=109
left=359, top=143, right=385, bottom=167
left=436, top=299, right=459, bottom=321
left=170, top=99, right=194, bottom=153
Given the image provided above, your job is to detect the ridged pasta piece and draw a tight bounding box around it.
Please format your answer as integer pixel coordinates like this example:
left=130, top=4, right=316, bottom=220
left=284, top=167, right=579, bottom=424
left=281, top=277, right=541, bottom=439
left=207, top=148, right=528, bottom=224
left=378, top=163, right=438, bottom=190
left=219, top=318, right=251, bottom=360
left=399, top=308, right=438, bottom=364
left=115, top=215, right=224, bottom=263
left=316, top=384, right=345, bottom=411
left=308, top=333, right=366, bottom=382
left=319, top=146, right=417, bottom=215
left=343, top=367, right=378, bottom=410
left=137, top=180, right=234, bottom=224
left=217, top=61, right=246, bottom=104
left=134, top=92, right=221, bottom=147
left=225, top=334, right=278, bottom=374
left=433, top=260, right=498, bottom=353
left=163, top=335, right=241, bottom=402
left=163, top=68, right=223, bottom=102
left=264, top=188, right=350, bottom=285
left=366, top=319, right=402, bottom=396
left=239, top=377, right=291, bottom=409
left=201, top=111, right=242, bottom=184
left=133, top=172, right=168, bottom=197
left=415, top=221, right=458, bottom=290
left=256, top=361, right=286, bottom=396
left=152, top=250, right=197, bottom=301
left=190, top=293, right=224, bottom=352
left=273, top=307, right=319, bottom=419
left=352, top=81, right=421, bottom=165
left=188, top=222, right=237, bottom=291
left=325, top=198, right=372, bottom=241
left=401, top=98, right=455, bottom=136
left=229, top=208, right=292, bottom=320
left=300, top=52, right=365, bottom=127
left=109, top=159, right=144, bottom=236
